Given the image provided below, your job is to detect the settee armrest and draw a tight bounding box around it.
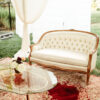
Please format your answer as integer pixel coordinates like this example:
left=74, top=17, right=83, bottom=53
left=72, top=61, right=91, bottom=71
left=90, top=35, right=99, bottom=55
left=88, top=36, right=99, bottom=72
left=30, top=44, right=42, bottom=52
left=29, top=44, right=42, bottom=65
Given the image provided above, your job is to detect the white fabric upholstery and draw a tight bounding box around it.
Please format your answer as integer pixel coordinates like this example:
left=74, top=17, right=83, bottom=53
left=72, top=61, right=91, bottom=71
left=91, top=51, right=97, bottom=70
left=31, top=30, right=97, bottom=71
left=30, top=57, right=87, bottom=72
left=33, top=44, right=42, bottom=51
left=31, top=49, right=88, bottom=67
left=38, top=31, right=96, bottom=54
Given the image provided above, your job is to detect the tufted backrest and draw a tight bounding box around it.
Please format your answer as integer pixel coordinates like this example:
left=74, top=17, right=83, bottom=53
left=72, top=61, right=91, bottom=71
left=38, top=30, right=97, bottom=54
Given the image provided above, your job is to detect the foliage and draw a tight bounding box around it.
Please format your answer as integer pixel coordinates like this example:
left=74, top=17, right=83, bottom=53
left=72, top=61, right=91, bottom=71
left=0, top=0, right=4, bottom=2
left=0, top=34, right=21, bottom=58
left=91, top=11, right=100, bottom=72
left=0, top=33, right=33, bottom=58
left=91, top=69, right=100, bottom=76
left=97, top=8, right=100, bottom=11
left=0, top=0, right=11, bottom=3
left=30, top=33, right=34, bottom=44
left=0, top=6, right=15, bottom=29
left=91, top=11, right=100, bottom=24
left=91, top=23, right=100, bottom=70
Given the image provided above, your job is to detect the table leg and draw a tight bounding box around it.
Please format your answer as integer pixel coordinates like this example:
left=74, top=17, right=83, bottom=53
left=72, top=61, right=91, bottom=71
left=26, top=94, right=29, bottom=100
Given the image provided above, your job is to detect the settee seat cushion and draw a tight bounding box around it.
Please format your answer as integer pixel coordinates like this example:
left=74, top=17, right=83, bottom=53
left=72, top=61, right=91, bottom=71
left=31, top=49, right=88, bottom=67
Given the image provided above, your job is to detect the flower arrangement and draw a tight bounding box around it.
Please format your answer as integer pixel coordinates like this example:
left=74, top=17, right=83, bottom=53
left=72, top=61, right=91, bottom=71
left=12, top=57, right=25, bottom=85
left=1, top=57, right=26, bottom=90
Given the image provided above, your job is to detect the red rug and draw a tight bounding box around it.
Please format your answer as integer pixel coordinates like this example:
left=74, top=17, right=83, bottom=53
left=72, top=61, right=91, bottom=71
left=0, top=58, right=100, bottom=100
left=49, top=83, right=79, bottom=100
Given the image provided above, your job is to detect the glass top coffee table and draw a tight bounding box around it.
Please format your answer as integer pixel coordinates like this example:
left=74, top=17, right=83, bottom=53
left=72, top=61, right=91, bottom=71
left=0, top=59, right=57, bottom=100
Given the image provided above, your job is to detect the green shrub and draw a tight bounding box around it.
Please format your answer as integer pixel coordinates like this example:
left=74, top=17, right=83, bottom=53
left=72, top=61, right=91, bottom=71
left=91, top=11, right=100, bottom=24
left=97, top=8, right=100, bottom=11
left=0, top=6, right=15, bottom=29
left=91, top=69, right=100, bottom=76
left=30, top=33, right=34, bottom=44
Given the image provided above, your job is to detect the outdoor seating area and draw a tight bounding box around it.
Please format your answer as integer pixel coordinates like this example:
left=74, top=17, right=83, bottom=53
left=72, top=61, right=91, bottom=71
left=29, top=29, right=99, bottom=85
left=0, top=0, right=100, bottom=100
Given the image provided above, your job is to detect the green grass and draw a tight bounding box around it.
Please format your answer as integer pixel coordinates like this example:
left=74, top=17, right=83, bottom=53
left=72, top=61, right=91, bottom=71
left=91, top=11, right=100, bottom=75
left=91, top=11, right=100, bottom=70
left=91, top=24, right=100, bottom=56
left=0, top=33, right=21, bottom=58
left=91, top=24, right=100, bottom=72
left=0, top=33, right=33, bottom=58
left=91, top=11, right=100, bottom=24
left=91, top=69, right=100, bottom=76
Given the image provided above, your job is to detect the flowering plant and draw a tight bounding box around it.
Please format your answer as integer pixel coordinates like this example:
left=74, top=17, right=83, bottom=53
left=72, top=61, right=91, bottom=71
left=12, top=57, right=25, bottom=85
left=1, top=57, right=25, bottom=89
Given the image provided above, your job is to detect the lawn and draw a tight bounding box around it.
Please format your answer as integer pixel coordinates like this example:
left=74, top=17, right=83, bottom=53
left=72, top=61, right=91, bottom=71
left=91, top=11, right=100, bottom=75
left=91, top=11, right=100, bottom=24
left=0, top=33, right=21, bottom=58
left=0, top=11, right=100, bottom=76
left=0, top=33, right=33, bottom=58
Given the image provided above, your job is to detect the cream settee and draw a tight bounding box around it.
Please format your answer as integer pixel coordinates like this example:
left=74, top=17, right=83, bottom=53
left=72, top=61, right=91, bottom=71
left=29, top=30, right=99, bottom=84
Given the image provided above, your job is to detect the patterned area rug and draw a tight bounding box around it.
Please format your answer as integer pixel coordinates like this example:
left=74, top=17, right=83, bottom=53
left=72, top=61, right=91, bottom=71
left=0, top=58, right=100, bottom=100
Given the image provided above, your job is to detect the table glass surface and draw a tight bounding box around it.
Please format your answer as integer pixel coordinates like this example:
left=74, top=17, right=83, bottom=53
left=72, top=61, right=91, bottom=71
left=0, top=58, right=57, bottom=94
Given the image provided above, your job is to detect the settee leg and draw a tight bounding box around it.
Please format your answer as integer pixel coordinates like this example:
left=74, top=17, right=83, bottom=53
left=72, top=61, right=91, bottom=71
left=86, top=71, right=90, bottom=85
left=29, top=57, right=32, bottom=65
left=86, top=54, right=92, bottom=85
left=29, top=61, right=32, bottom=65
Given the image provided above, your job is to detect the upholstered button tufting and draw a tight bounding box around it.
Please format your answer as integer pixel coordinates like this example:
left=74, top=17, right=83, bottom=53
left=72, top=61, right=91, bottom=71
left=86, top=50, right=88, bottom=54
left=74, top=39, right=76, bottom=42
left=76, top=43, right=78, bottom=46
left=80, top=40, right=82, bottom=42
left=84, top=40, right=87, bottom=43
left=73, top=47, right=76, bottom=50
left=39, top=31, right=96, bottom=55
left=78, top=48, right=80, bottom=51
left=89, top=41, right=91, bottom=44
left=69, top=47, right=71, bottom=49
left=81, top=44, right=84, bottom=47
left=71, top=43, right=73, bottom=46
